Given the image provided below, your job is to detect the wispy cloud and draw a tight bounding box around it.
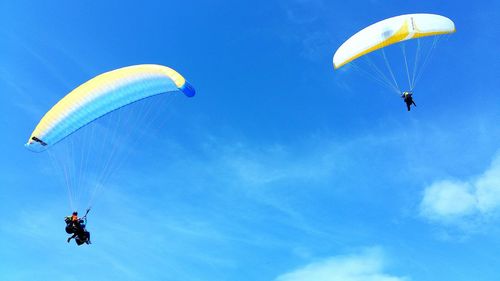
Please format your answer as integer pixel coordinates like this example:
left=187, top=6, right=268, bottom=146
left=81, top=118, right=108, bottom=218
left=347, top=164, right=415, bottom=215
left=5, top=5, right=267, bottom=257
left=420, top=152, right=500, bottom=226
left=274, top=247, right=408, bottom=281
left=284, top=0, right=325, bottom=25
left=206, top=139, right=338, bottom=186
left=278, top=0, right=335, bottom=62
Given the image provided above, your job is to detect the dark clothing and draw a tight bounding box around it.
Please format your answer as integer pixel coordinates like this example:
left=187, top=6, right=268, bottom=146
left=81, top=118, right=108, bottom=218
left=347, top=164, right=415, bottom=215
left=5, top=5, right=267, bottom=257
left=405, top=99, right=416, bottom=111
left=68, top=229, right=91, bottom=245
left=402, top=92, right=416, bottom=111
left=65, top=216, right=91, bottom=245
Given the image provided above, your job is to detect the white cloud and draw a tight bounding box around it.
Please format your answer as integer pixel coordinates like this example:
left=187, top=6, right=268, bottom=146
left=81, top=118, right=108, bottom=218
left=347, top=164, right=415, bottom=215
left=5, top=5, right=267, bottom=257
left=420, top=180, right=476, bottom=219
left=476, top=156, right=500, bottom=212
left=275, top=248, right=407, bottom=281
left=420, top=153, right=500, bottom=224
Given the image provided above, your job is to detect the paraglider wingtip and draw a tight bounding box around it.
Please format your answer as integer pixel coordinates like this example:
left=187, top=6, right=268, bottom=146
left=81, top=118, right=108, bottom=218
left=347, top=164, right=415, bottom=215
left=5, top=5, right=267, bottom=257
left=180, top=81, right=196, bottom=98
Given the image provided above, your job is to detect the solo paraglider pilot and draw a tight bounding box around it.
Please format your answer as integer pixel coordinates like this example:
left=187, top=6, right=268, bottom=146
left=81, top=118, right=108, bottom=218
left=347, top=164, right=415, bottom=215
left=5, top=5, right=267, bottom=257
left=402, top=91, right=416, bottom=111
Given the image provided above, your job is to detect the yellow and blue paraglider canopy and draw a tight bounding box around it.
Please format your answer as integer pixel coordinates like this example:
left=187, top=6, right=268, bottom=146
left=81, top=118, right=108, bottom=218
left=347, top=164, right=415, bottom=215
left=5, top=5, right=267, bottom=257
left=26, top=64, right=195, bottom=152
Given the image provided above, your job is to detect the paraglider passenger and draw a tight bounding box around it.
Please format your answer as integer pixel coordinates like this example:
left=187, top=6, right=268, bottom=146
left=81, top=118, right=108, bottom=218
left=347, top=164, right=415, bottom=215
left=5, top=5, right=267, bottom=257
left=65, top=211, right=80, bottom=233
left=401, top=91, right=416, bottom=111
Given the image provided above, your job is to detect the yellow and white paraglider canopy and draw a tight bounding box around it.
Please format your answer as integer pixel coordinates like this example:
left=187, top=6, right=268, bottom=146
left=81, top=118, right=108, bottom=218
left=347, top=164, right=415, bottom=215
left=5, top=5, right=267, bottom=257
left=333, top=14, right=455, bottom=70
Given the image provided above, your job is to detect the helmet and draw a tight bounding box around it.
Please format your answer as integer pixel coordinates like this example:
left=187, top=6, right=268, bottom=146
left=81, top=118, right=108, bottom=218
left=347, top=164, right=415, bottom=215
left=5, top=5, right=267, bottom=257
left=72, top=211, right=78, bottom=215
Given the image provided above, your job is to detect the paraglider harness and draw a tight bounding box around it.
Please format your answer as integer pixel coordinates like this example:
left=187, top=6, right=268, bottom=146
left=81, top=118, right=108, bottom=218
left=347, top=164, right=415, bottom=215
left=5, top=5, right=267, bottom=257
left=65, top=208, right=91, bottom=245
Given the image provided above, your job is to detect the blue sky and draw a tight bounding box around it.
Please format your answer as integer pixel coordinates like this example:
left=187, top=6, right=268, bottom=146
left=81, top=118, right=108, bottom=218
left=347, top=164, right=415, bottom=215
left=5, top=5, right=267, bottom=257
left=1, top=0, right=499, bottom=280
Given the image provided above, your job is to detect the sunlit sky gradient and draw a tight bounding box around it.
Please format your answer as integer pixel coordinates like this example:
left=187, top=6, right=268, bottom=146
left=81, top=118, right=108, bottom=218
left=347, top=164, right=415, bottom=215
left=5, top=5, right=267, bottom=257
left=1, top=1, right=499, bottom=280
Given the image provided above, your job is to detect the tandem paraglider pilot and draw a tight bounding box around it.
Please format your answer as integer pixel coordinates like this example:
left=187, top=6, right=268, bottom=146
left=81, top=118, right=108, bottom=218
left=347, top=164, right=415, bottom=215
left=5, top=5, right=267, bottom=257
left=65, top=209, right=91, bottom=245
